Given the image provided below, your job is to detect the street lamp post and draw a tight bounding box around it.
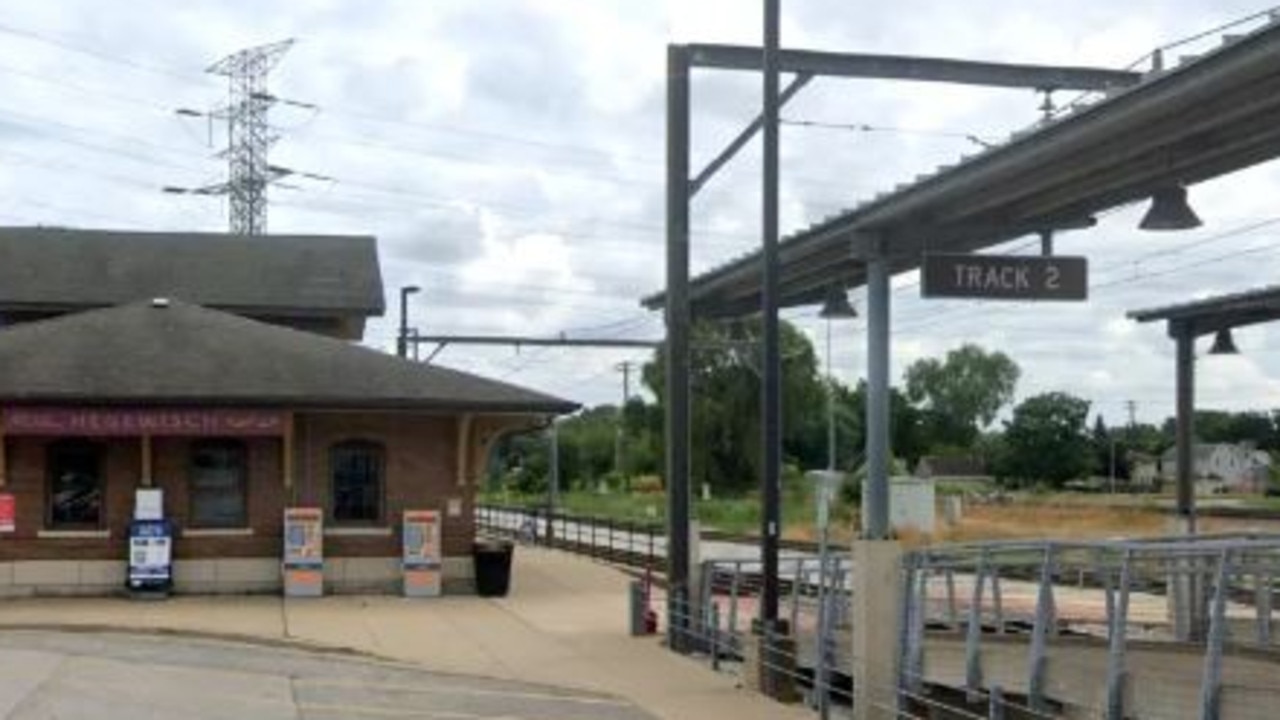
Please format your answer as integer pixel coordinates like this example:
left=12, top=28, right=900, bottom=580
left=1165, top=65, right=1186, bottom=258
left=397, top=285, right=421, bottom=358
left=818, top=286, right=858, bottom=471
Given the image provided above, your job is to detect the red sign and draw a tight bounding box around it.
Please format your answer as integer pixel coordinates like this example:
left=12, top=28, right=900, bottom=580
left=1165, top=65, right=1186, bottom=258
left=0, top=494, right=14, bottom=533
left=1, top=408, right=287, bottom=437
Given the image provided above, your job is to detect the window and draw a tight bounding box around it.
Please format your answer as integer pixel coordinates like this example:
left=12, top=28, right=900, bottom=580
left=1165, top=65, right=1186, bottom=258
left=189, top=440, right=248, bottom=528
left=48, top=440, right=103, bottom=528
left=330, top=440, right=384, bottom=523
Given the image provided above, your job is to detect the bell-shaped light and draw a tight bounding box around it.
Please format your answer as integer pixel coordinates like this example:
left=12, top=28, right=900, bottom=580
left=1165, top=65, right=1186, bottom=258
left=818, top=286, right=857, bottom=319
left=1208, top=328, right=1239, bottom=355
left=1138, top=186, right=1202, bottom=231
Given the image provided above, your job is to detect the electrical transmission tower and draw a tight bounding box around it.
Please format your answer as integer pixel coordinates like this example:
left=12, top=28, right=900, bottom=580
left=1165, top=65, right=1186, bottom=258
left=169, top=39, right=325, bottom=235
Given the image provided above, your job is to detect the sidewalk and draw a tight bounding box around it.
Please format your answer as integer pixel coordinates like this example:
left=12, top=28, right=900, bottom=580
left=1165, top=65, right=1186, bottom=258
left=0, top=549, right=812, bottom=720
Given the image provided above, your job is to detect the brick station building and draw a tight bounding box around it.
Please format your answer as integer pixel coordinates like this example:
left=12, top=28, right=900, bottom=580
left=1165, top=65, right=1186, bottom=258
left=0, top=228, right=574, bottom=595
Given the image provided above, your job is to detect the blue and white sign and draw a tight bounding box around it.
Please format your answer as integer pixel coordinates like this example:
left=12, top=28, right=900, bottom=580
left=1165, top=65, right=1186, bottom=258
left=128, top=519, right=173, bottom=590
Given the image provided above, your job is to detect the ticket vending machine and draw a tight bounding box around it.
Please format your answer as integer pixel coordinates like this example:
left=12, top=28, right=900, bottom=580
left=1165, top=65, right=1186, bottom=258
left=282, top=507, right=323, bottom=597
left=402, top=509, right=442, bottom=598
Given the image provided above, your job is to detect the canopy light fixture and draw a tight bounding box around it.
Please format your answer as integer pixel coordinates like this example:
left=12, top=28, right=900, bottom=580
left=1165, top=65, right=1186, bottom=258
left=1139, top=185, right=1202, bottom=231
left=1208, top=328, right=1239, bottom=355
left=818, top=286, right=857, bottom=319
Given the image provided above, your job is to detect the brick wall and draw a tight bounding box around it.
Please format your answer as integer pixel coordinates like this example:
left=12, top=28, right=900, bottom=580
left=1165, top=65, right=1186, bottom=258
left=0, top=437, right=138, bottom=560
left=0, top=411, right=477, bottom=563
left=295, top=412, right=474, bottom=557
left=151, top=436, right=286, bottom=558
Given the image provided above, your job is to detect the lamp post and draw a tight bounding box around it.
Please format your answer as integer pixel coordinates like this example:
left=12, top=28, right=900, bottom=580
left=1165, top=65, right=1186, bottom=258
left=812, top=285, right=854, bottom=720
left=807, top=468, right=843, bottom=719
left=397, top=285, right=420, bottom=358
left=818, top=286, right=857, bottom=471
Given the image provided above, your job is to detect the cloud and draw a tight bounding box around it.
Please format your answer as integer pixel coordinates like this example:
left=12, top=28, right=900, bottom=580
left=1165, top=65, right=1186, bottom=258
left=0, top=0, right=1277, bottom=414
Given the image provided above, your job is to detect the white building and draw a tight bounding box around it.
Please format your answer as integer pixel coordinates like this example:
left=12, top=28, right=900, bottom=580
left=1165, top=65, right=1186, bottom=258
left=1159, top=443, right=1273, bottom=494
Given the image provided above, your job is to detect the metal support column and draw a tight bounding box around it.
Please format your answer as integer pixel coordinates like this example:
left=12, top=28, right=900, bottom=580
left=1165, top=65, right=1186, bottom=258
left=760, top=0, right=783, bottom=630
left=864, top=245, right=891, bottom=539
left=665, top=43, right=693, bottom=652
left=548, top=421, right=559, bottom=545
left=1175, top=327, right=1196, bottom=534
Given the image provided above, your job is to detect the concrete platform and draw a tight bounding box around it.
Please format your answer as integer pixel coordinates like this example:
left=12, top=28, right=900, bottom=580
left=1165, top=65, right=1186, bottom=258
left=0, top=548, right=811, bottom=720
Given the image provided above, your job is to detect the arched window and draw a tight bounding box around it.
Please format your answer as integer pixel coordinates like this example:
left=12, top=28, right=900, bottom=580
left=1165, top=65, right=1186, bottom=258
left=189, top=439, right=248, bottom=528
left=48, top=439, right=103, bottom=528
left=330, top=440, right=384, bottom=523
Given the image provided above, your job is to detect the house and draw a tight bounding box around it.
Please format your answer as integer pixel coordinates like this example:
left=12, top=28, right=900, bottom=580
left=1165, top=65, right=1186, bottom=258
left=1158, top=443, right=1273, bottom=494
left=1128, top=451, right=1162, bottom=490
left=914, top=455, right=989, bottom=482
left=0, top=227, right=575, bottom=596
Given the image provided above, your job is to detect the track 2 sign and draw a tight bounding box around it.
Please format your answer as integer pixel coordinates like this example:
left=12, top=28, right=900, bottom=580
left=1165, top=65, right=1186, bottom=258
left=921, top=253, right=1088, bottom=301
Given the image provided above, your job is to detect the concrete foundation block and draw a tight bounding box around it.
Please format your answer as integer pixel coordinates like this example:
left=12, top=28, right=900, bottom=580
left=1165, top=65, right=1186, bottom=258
left=210, top=558, right=280, bottom=592
left=322, top=558, right=347, bottom=583
left=173, top=560, right=217, bottom=587
left=331, top=558, right=398, bottom=594
left=78, top=561, right=126, bottom=588
left=853, top=540, right=904, bottom=720
left=14, top=561, right=79, bottom=587
left=443, top=556, right=474, bottom=581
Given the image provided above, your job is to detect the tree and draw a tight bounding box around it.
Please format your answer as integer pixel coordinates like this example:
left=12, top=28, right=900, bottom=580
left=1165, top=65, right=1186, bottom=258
left=642, top=318, right=826, bottom=493
left=904, top=344, right=1020, bottom=449
left=997, top=392, right=1092, bottom=487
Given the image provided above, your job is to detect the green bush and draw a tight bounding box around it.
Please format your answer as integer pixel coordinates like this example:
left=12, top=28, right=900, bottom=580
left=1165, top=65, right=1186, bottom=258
left=506, top=467, right=545, bottom=495
left=631, top=474, right=664, bottom=494
left=840, top=473, right=862, bottom=507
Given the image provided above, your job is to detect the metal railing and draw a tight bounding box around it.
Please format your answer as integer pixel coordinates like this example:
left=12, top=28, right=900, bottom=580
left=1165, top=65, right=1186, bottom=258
left=901, top=533, right=1280, bottom=720
left=476, top=503, right=665, bottom=572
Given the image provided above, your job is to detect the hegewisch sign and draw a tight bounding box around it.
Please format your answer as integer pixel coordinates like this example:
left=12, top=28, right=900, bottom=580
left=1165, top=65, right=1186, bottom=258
left=1, top=407, right=287, bottom=436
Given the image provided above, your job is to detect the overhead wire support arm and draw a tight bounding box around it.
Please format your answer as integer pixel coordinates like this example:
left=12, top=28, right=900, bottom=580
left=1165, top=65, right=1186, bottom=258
left=407, top=335, right=661, bottom=349
left=690, top=72, right=813, bottom=197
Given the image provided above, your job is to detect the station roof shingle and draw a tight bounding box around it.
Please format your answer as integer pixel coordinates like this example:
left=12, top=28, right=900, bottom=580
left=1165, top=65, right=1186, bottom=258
left=0, top=227, right=385, bottom=317
left=0, top=300, right=577, bottom=414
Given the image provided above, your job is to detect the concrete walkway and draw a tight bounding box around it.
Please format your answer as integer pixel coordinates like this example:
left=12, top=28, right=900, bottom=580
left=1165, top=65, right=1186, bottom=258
left=0, top=549, right=811, bottom=720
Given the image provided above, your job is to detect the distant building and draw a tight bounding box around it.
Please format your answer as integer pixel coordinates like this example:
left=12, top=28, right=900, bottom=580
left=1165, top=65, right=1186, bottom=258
left=1158, top=443, right=1273, bottom=494
left=1128, top=451, right=1162, bottom=489
left=914, top=455, right=988, bottom=482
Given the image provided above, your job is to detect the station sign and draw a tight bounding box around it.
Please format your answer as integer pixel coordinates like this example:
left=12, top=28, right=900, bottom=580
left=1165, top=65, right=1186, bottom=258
left=921, top=253, right=1088, bottom=301
left=1, top=407, right=286, bottom=437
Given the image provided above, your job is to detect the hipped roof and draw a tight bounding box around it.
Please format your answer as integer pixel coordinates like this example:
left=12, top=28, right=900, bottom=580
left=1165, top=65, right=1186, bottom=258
left=0, top=227, right=384, bottom=317
left=0, top=300, right=576, bottom=414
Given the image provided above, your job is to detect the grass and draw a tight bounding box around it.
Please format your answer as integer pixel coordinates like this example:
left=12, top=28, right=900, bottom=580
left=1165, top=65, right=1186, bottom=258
left=482, top=477, right=851, bottom=538
left=483, top=485, right=1187, bottom=547
left=898, top=501, right=1167, bottom=547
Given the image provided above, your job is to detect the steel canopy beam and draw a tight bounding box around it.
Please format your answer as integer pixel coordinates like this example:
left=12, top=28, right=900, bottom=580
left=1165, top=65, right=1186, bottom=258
left=686, top=43, right=1142, bottom=90
left=408, top=335, right=660, bottom=349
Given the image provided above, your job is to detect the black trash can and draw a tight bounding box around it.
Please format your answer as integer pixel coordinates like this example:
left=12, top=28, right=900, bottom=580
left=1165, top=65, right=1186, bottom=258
left=473, top=540, right=514, bottom=597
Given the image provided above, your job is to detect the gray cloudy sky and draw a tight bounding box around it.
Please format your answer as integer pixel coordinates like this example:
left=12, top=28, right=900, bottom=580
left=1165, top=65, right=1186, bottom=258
left=1, top=0, right=1278, bottom=425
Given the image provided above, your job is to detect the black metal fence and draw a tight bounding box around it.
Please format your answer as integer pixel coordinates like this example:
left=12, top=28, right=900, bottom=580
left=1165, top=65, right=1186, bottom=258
left=476, top=504, right=666, bottom=573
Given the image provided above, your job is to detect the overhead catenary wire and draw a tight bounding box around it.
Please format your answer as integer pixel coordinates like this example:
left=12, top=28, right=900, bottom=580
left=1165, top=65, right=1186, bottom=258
left=781, top=117, right=997, bottom=149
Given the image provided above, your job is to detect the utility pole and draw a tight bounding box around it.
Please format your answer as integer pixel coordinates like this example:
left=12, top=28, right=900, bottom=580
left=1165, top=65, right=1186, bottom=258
left=615, top=361, right=637, bottom=481
left=167, top=39, right=328, bottom=235
left=1109, top=437, right=1117, bottom=494
left=760, top=0, right=783, bottom=634
left=1126, top=399, right=1138, bottom=430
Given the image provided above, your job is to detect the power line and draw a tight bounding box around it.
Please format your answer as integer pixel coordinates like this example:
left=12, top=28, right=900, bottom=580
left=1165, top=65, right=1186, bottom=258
left=0, top=20, right=214, bottom=85
left=781, top=117, right=996, bottom=148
